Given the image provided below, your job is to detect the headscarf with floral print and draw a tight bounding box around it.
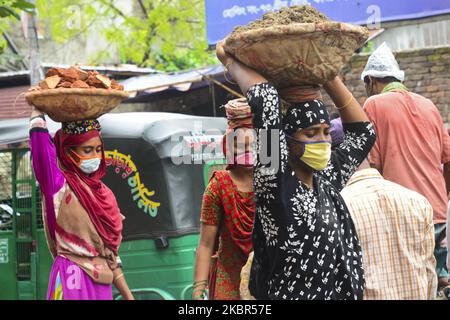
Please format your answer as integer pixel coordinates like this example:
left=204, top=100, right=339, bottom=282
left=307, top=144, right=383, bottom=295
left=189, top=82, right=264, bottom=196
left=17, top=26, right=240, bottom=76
left=283, top=99, right=330, bottom=135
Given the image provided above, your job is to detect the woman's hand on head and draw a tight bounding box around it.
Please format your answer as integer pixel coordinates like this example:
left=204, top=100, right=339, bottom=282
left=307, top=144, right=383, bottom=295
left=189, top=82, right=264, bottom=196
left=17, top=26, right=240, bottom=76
left=30, top=106, right=44, bottom=119
left=216, top=40, right=232, bottom=66
left=216, top=40, right=267, bottom=94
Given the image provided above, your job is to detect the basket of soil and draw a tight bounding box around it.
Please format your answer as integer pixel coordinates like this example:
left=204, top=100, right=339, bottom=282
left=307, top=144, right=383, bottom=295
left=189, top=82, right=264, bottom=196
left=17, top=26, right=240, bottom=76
left=25, top=66, right=129, bottom=122
left=223, top=5, right=369, bottom=87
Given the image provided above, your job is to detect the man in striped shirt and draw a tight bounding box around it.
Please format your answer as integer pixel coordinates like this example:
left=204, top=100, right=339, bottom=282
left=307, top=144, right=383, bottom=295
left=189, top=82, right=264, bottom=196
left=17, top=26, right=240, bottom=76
left=341, top=159, right=437, bottom=300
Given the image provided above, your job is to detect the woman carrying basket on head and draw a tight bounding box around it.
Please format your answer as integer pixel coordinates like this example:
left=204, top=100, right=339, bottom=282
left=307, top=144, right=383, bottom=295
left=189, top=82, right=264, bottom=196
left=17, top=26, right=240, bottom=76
left=29, top=106, right=134, bottom=300
left=216, top=41, right=376, bottom=300
left=193, top=99, right=256, bottom=300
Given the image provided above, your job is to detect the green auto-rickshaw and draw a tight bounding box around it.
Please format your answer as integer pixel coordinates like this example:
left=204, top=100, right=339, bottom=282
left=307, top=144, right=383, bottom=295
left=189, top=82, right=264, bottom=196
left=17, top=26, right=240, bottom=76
left=0, top=112, right=226, bottom=300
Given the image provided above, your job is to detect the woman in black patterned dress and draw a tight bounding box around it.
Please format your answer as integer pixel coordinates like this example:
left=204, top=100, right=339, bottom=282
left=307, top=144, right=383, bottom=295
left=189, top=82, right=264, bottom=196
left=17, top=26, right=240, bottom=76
left=217, top=42, right=376, bottom=300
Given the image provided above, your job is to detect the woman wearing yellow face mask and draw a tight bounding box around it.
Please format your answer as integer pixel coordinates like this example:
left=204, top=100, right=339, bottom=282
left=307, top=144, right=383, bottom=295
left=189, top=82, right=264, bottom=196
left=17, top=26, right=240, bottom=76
left=217, top=42, right=376, bottom=300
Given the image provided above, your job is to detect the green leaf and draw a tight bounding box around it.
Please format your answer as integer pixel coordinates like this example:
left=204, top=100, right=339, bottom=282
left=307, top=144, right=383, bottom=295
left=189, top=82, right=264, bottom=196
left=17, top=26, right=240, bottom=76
left=11, top=0, right=35, bottom=10
left=0, top=6, right=19, bottom=19
left=0, top=36, right=6, bottom=55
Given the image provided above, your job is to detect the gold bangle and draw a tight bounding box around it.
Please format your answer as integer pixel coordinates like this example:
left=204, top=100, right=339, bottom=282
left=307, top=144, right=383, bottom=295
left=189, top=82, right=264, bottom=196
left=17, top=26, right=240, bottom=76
left=337, top=94, right=354, bottom=110
left=114, top=273, right=124, bottom=281
left=193, top=282, right=208, bottom=289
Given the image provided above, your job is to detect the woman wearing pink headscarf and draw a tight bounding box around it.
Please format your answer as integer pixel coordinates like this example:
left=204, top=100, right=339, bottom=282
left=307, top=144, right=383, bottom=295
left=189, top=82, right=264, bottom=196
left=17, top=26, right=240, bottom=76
left=29, top=106, right=134, bottom=300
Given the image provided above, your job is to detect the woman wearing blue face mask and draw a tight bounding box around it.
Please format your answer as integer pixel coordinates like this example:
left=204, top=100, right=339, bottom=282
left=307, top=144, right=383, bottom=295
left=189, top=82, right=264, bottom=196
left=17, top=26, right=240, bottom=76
left=29, top=107, right=134, bottom=300
left=216, top=42, right=376, bottom=300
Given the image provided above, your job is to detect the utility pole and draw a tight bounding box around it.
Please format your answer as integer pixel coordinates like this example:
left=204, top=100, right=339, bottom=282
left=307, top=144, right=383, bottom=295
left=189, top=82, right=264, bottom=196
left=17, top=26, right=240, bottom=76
left=27, top=0, right=43, bottom=85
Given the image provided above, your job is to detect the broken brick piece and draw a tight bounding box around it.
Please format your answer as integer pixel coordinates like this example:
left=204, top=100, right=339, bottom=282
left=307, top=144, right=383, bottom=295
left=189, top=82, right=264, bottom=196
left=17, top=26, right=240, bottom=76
left=86, top=75, right=105, bottom=88
left=71, top=80, right=90, bottom=88
left=95, top=74, right=111, bottom=89
left=39, top=75, right=61, bottom=89
left=57, top=81, right=73, bottom=88
left=111, top=80, right=124, bottom=90
left=59, top=67, right=81, bottom=82
left=45, top=68, right=61, bottom=78
left=88, top=70, right=100, bottom=77
left=73, top=66, right=89, bottom=81
left=37, top=66, right=118, bottom=92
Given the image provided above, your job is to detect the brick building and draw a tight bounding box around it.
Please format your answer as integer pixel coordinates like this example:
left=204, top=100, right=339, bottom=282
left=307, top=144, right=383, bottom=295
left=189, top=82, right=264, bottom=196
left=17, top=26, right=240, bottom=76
left=322, top=45, right=450, bottom=124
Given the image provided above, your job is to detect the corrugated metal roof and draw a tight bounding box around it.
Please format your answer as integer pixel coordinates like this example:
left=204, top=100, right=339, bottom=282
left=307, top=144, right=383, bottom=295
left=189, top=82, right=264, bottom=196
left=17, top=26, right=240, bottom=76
left=40, top=63, right=160, bottom=76
left=0, top=70, right=30, bottom=79
left=121, top=65, right=224, bottom=94
left=0, top=64, right=160, bottom=83
left=0, top=86, right=31, bottom=120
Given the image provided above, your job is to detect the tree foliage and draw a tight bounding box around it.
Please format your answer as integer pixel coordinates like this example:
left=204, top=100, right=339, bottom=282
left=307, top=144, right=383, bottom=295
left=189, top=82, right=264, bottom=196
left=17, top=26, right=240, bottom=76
left=36, top=0, right=216, bottom=72
left=0, top=0, right=35, bottom=54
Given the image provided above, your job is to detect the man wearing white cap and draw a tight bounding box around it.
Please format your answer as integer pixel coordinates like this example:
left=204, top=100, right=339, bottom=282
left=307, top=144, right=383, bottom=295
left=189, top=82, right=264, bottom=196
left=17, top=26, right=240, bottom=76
left=361, top=42, right=450, bottom=297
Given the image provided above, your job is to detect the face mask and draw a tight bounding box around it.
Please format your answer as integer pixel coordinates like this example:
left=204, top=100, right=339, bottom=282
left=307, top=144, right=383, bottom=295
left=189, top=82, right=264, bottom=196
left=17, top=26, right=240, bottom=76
left=70, top=149, right=102, bottom=174
left=234, top=152, right=254, bottom=167
left=79, top=157, right=101, bottom=174
left=287, top=135, right=331, bottom=171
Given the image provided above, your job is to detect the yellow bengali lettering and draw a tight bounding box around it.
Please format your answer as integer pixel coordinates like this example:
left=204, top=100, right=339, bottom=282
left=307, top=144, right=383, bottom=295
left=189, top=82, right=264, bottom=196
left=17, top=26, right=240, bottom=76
left=105, top=150, right=161, bottom=213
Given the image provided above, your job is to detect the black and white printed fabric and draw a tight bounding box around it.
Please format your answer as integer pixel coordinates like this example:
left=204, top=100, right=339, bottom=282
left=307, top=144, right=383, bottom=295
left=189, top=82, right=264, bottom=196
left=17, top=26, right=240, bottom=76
left=283, top=100, right=330, bottom=135
left=247, top=83, right=376, bottom=300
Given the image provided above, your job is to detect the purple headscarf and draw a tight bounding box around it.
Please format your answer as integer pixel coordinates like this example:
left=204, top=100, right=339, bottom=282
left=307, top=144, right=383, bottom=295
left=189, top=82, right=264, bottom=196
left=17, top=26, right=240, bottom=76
left=330, top=118, right=344, bottom=149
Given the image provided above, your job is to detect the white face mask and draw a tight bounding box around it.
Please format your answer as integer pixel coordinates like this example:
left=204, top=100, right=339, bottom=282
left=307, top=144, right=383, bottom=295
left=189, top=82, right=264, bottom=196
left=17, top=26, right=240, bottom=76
left=79, top=157, right=101, bottom=174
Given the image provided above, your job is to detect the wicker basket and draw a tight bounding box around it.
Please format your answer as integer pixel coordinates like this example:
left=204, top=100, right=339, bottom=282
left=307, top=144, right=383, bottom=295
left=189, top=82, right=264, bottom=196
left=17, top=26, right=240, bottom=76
left=25, top=88, right=129, bottom=122
left=224, top=22, right=369, bottom=87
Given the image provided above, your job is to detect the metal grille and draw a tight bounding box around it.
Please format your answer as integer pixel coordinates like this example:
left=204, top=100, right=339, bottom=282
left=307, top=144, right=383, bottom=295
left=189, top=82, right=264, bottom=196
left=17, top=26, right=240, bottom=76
left=0, top=148, right=43, bottom=289
left=0, top=149, right=42, bottom=290
left=14, top=149, right=35, bottom=280
left=0, top=151, right=13, bottom=231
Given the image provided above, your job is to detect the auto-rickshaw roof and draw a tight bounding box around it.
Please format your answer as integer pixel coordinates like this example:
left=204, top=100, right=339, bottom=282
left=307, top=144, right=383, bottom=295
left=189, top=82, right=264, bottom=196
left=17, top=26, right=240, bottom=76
left=0, top=112, right=226, bottom=147
left=98, top=112, right=226, bottom=143
left=97, top=113, right=227, bottom=240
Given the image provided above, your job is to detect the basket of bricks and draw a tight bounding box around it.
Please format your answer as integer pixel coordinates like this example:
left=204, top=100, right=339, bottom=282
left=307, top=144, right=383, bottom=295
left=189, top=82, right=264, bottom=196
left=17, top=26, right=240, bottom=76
left=223, top=5, right=369, bottom=88
left=25, top=66, right=129, bottom=122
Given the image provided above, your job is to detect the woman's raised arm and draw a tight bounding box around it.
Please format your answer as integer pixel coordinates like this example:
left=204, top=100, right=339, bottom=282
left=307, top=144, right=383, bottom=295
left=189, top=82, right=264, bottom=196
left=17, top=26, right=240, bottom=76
left=323, top=76, right=369, bottom=124
left=216, top=41, right=267, bottom=95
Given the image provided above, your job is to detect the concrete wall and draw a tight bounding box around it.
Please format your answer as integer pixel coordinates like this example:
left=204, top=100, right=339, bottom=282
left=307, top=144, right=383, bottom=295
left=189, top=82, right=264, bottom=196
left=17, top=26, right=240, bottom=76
left=373, top=14, right=450, bottom=52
